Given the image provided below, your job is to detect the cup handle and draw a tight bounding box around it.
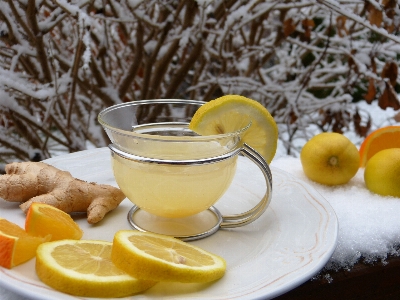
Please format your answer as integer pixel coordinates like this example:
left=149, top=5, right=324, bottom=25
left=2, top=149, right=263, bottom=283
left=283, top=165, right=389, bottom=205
left=220, top=143, right=273, bottom=228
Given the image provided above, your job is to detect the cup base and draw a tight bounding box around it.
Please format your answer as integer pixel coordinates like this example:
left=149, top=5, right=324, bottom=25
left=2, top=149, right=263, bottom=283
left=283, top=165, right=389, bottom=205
left=127, top=206, right=223, bottom=241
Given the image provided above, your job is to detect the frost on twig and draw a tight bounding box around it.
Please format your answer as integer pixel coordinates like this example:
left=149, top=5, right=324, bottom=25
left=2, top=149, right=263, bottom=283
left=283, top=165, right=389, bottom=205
left=0, top=0, right=399, bottom=161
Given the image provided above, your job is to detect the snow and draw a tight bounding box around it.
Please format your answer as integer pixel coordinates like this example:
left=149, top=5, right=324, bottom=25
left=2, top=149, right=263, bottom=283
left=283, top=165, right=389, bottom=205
left=271, top=157, right=400, bottom=270
left=194, top=0, right=213, bottom=7
left=127, top=0, right=144, bottom=7
left=179, top=28, right=191, bottom=48
left=82, top=29, right=92, bottom=70
left=144, top=40, right=158, bottom=55
left=272, top=100, right=400, bottom=272
left=54, top=0, right=84, bottom=17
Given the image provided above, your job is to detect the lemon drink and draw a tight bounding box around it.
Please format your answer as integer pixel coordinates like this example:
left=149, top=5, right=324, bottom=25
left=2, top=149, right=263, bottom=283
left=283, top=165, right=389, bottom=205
left=112, top=126, right=238, bottom=218
left=99, top=97, right=277, bottom=231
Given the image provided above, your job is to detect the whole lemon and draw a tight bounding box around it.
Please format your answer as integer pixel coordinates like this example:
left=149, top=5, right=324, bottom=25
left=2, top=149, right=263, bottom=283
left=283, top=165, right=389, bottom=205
left=364, top=148, right=400, bottom=197
left=300, top=132, right=360, bottom=185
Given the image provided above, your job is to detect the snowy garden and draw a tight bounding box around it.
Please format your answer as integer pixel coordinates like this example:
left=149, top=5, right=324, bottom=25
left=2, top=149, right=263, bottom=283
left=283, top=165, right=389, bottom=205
left=0, top=0, right=399, bottom=165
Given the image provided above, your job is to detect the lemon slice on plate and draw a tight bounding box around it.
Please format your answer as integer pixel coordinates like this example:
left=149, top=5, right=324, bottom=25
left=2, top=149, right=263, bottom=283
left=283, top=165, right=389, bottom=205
left=189, top=95, right=278, bottom=163
left=36, top=240, right=156, bottom=297
left=111, top=230, right=226, bottom=283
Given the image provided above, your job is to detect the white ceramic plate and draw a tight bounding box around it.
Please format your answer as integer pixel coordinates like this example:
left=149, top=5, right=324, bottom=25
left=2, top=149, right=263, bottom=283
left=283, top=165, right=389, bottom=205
left=0, top=148, right=338, bottom=300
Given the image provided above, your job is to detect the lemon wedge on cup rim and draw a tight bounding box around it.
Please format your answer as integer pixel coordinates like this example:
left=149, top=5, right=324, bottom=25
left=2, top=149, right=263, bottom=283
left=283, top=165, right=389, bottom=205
left=189, top=95, right=278, bottom=164
left=35, top=239, right=156, bottom=298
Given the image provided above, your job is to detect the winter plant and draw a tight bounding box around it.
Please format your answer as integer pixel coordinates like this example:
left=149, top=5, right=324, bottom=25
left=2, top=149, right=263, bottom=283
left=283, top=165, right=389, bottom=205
left=0, top=0, right=399, bottom=165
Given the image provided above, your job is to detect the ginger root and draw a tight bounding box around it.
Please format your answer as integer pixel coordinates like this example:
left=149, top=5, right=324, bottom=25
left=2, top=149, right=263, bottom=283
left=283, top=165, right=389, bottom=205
left=0, top=162, right=126, bottom=224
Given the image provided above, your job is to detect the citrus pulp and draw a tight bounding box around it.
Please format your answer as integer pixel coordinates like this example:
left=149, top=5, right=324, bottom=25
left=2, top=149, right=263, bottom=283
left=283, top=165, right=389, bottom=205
left=111, top=230, right=226, bottom=283
left=35, top=239, right=156, bottom=297
left=189, top=95, right=278, bottom=164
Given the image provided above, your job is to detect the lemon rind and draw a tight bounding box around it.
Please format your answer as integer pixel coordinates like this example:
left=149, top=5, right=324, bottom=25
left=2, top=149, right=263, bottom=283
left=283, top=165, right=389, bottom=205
left=189, top=95, right=278, bottom=163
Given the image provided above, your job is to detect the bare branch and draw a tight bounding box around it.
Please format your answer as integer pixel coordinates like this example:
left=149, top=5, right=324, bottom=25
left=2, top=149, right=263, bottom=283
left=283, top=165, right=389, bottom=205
left=26, top=0, right=52, bottom=82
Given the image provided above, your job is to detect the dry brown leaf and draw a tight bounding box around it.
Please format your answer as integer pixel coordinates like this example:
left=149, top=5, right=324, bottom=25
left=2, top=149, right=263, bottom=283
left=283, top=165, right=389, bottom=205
left=302, top=19, right=315, bottom=41
left=394, top=112, right=400, bottom=122
left=383, top=0, right=396, bottom=8
left=320, top=109, right=332, bottom=127
left=385, top=23, right=396, bottom=34
left=289, top=110, right=298, bottom=124
left=379, top=82, right=400, bottom=110
left=353, top=109, right=371, bottom=137
left=381, top=61, right=398, bottom=87
left=364, top=78, right=376, bottom=103
left=348, top=51, right=359, bottom=73
left=284, top=18, right=296, bottom=37
left=336, top=16, right=348, bottom=37
left=367, top=4, right=383, bottom=27
left=383, top=0, right=396, bottom=18
left=302, top=19, right=315, bottom=28
left=370, top=56, right=377, bottom=73
left=117, top=26, right=128, bottom=45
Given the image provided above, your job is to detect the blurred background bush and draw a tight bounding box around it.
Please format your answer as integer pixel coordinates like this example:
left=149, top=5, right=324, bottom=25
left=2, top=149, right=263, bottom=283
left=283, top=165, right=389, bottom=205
left=0, top=0, right=399, bottom=165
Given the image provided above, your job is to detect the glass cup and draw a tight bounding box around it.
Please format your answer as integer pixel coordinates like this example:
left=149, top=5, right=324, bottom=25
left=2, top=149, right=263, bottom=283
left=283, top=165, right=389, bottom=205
left=98, top=99, right=272, bottom=240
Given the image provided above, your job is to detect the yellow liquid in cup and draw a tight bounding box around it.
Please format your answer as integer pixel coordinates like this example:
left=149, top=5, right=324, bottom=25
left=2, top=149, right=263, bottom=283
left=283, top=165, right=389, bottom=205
left=112, top=142, right=237, bottom=218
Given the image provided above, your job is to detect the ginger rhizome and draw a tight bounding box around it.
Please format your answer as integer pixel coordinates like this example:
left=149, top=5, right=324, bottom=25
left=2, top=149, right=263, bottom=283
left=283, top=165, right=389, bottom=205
left=0, top=162, right=125, bottom=224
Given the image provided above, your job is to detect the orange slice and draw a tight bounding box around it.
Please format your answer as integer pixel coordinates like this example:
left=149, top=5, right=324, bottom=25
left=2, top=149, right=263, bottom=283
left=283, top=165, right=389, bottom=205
left=25, top=203, right=83, bottom=241
left=0, top=218, right=50, bottom=268
left=359, top=125, right=400, bottom=167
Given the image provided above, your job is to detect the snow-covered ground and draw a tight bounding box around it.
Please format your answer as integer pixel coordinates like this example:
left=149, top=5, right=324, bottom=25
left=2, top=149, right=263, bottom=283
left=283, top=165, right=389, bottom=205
left=273, top=99, right=400, bottom=274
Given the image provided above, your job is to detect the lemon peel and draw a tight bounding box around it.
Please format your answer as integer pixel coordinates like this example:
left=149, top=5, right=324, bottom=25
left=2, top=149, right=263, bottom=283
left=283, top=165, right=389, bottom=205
left=36, top=239, right=156, bottom=297
left=364, top=148, right=400, bottom=197
left=189, top=95, right=278, bottom=164
left=111, top=230, right=226, bottom=283
left=300, top=132, right=360, bottom=186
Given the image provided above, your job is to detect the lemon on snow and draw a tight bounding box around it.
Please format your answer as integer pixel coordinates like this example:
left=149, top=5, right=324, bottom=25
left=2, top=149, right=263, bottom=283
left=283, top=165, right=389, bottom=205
left=300, top=132, right=360, bottom=185
left=364, top=148, right=400, bottom=197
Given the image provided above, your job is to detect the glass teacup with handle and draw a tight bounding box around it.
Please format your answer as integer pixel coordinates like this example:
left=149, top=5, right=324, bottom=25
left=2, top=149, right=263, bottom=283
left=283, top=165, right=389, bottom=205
left=98, top=99, right=272, bottom=241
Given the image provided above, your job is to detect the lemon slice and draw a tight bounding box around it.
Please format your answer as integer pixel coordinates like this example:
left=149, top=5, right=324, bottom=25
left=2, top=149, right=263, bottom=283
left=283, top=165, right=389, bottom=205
left=111, top=230, right=226, bottom=283
left=36, top=240, right=156, bottom=297
left=189, top=95, right=278, bottom=163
